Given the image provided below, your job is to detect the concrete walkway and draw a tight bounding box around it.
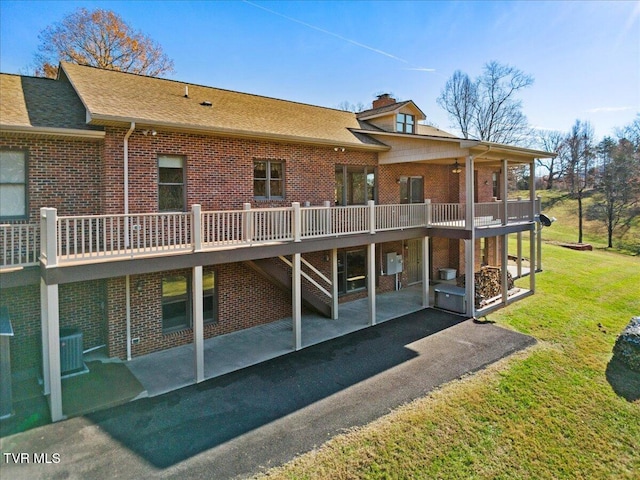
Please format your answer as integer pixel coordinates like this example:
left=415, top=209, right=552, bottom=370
left=127, top=284, right=432, bottom=397
left=0, top=308, right=535, bottom=480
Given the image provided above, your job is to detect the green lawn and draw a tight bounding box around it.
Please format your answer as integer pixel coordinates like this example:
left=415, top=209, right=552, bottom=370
left=259, top=243, right=640, bottom=479
left=535, top=189, right=640, bottom=255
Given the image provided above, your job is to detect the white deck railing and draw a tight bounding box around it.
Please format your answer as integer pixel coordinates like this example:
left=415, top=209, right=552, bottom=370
left=55, top=212, right=193, bottom=262
left=0, top=223, right=40, bottom=268
left=2, top=199, right=538, bottom=268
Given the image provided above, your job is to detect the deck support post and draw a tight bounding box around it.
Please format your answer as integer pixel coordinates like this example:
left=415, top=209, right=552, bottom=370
left=464, top=156, right=476, bottom=317
left=464, top=239, right=475, bottom=317
left=517, top=232, right=523, bottom=278
left=292, top=253, right=302, bottom=350
left=530, top=228, right=536, bottom=293
left=193, top=265, right=204, bottom=383
left=536, top=196, right=543, bottom=272
left=367, top=243, right=376, bottom=325
left=331, top=248, right=338, bottom=319
left=422, top=236, right=430, bottom=308
left=501, top=235, right=509, bottom=306
left=502, top=159, right=509, bottom=225
left=41, top=279, right=64, bottom=422
left=529, top=161, right=537, bottom=293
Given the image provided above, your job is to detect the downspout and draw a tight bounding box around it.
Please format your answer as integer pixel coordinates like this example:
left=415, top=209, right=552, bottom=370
left=123, top=122, right=135, bottom=219
left=124, top=122, right=135, bottom=361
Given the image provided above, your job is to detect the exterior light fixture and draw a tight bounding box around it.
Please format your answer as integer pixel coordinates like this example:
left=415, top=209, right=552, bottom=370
left=451, top=160, right=462, bottom=174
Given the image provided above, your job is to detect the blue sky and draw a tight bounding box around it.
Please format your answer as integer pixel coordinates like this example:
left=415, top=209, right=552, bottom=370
left=1, top=0, right=638, bottom=141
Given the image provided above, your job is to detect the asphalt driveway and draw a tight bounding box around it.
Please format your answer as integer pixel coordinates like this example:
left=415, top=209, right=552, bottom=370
left=0, top=309, right=535, bottom=479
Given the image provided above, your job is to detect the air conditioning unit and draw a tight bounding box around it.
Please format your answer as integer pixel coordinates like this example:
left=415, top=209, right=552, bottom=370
left=60, top=328, right=84, bottom=375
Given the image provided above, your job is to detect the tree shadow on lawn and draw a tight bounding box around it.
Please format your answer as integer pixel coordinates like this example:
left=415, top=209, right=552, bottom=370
left=605, top=357, right=640, bottom=402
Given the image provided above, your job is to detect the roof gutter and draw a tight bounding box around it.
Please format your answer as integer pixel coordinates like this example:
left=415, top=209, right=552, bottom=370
left=0, top=125, right=105, bottom=140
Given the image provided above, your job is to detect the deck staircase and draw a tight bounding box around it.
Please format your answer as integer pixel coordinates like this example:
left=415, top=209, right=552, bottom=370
left=244, top=258, right=332, bottom=318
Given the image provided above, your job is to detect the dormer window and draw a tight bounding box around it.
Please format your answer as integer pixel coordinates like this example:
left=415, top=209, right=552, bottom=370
left=396, top=113, right=415, bottom=133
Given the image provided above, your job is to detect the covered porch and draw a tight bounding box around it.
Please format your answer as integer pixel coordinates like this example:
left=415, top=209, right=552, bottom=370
left=4, top=284, right=439, bottom=427
left=126, top=283, right=432, bottom=397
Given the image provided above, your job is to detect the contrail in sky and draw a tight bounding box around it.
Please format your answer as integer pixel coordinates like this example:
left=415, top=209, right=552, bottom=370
left=243, top=0, right=433, bottom=70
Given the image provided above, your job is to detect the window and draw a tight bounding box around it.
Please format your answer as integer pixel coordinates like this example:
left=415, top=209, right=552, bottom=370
left=399, top=176, right=424, bottom=204
left=335, top=165, right=376, bottom=206
left=254, top=160, right=284, bottom=199
left=396, top=113, right=415, bottom=134
left=162, top=271, right=217, bottom=333
left=0, top=150, right=27, bottom=219
left=337, top=249, right=367, bottom=294
left=162, top=274, right=189, bottom=332
left=492, top=172, right=500, bottom=199
left=158, top=155, right=185, bottom=211
left=202, top=271, right=217, bottom=324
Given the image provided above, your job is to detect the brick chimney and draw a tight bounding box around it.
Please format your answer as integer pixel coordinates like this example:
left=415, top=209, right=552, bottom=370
left=372, top=93, right=396, bottom=109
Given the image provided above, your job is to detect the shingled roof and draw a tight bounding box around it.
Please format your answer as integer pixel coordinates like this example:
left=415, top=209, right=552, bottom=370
left=60, top=62, right=387, bottom=150
left=0, top=73, right=101, bottom=132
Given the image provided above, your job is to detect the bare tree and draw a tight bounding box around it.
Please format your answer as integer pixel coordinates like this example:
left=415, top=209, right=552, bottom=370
left=437, top=61, right=534, bottom=144
left=436, top=70, right=476, bottom=139
left=565, top=120, right=595, bottom=243
left=337, top=101, right=366, bottom=113
left=591, top=122, right=640, bottom=249
left=34, top=8, right=174, bottom=78
left=535, top=130, right=567, bottom=189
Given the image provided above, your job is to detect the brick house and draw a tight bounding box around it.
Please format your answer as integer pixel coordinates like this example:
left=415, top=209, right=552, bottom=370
left=0, top=63, right=554, bottom=421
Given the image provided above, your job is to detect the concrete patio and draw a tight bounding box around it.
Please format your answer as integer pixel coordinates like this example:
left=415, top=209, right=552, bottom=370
left=126, top=283, right=436, bottom=397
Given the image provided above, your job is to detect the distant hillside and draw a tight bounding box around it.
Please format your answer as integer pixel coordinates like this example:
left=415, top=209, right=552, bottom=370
left=529, top=190, right=639, bottom=255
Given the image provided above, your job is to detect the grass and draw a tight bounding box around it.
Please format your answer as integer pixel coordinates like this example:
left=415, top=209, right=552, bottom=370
left=535, top=189, right=640, bottom=255
left=257, top=242, right=640, bottom=478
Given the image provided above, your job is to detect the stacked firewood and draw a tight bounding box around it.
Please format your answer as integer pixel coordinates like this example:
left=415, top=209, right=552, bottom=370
left=456, top=266, right=514, bottom=308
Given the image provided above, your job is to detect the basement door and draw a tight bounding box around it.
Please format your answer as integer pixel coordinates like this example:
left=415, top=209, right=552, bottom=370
left=406, top=239, right=422, bottom=285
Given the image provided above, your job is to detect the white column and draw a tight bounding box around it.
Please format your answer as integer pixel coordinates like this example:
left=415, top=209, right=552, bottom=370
left=529, top=161, right=537, bottom=293
left=536, top=196, right=543, bottom=272
left=125, top=276, right=132, bottom=361
left=292, top=253, right=302, bottom=349
left=40, top=281, right=50, bottom=395
left=41, top=279, right=64, bottom=422
left=501, top=235, right=509, bottom=305
left=517, top=232, right=523, bottom=278
left=465, top=156, right=474, bottom=229
left=464, top=156, right=476, bottom=317
left=464, top=239, right=475, bottom=317
left=192, top=266, right=204, bottom=383
left=530, top=228, right=536, bottom=293
left=331, top=248, right=339, bottom=320
left=422, top=236, right=430, bottom=308
left=367, top=243, right=376, bottom=325
left=502, top=159, right=509, bottom=224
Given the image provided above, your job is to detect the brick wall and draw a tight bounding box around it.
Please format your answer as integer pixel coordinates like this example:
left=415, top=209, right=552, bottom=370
left=2, top=280, right=105, bottom=374
left=106, top=263, right=291, bottom=359
left=0, top=135, right=102, bottom=222
left=102, top=128, right=378, bottom=213
left=378, top=164, right=458, bottom=204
